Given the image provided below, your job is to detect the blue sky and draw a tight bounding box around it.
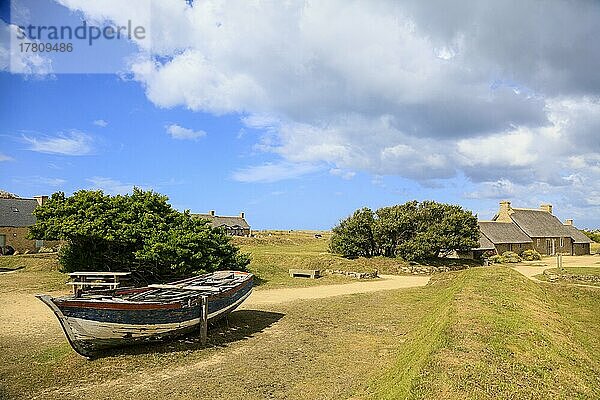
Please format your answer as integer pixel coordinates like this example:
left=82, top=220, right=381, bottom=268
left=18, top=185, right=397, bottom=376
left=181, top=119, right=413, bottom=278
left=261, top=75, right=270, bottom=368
left=2, top=0, right=600, bottom=229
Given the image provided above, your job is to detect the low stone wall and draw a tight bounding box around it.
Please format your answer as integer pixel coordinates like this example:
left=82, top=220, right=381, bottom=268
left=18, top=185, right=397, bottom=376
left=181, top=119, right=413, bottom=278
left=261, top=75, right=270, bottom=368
left=543, top=270, right=600, bottom=284
left=398, top=264, right=473, bottom=274
left=325, top=269, right=379, bottom=279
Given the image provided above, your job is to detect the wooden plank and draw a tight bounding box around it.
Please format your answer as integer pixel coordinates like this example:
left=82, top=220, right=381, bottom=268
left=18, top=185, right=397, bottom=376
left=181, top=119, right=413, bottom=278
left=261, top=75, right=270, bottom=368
left=289, top=269, right=320, bottom=279
left=69, top=272, right=131, bottom=276
left=66, top=282, right=120, bottom=286
left=148, top=284, right=221, bottom=292
left=200, top=296, right=208, bottom=345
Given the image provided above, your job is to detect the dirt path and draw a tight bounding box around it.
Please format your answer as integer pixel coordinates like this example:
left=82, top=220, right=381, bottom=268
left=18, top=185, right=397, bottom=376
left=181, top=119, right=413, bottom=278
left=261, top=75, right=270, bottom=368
left=244, top=274, right=430, bottom=306
left=511, top=264, right=552, bottom=282
left=512, top=257, right=600, bottom=289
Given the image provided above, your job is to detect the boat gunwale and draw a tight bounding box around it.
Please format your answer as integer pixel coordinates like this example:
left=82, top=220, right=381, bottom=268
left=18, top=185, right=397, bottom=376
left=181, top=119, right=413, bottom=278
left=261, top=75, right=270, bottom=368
left=54, top=272, right=253, bottom=310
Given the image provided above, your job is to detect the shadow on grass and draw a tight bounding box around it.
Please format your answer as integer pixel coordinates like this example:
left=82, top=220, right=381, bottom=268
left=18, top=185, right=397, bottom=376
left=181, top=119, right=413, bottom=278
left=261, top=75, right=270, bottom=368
left=252, top=275, right=268, bottom=287
left=94, top=309, right=284, bottom=359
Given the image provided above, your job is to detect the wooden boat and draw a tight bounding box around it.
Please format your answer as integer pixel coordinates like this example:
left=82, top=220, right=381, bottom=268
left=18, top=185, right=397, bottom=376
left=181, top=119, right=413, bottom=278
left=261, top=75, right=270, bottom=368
left=36, top=270, right=253, bottom=358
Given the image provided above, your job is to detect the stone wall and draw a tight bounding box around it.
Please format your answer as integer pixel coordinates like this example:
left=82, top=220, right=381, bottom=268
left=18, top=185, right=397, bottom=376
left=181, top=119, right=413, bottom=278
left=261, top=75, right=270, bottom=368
left=531, top=237, right=574, bottom=255
left=0, top=227, right=37, bottom=253
left=543, top=269, right=600, bottom=284
left=325, top=269, right=379, bottom=279
left=0, top=227, right=60, bottom=254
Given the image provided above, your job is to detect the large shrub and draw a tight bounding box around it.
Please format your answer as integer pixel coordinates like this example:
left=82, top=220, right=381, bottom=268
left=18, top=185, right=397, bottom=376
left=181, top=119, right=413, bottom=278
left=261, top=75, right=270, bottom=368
left=29, top=189, right=250, bottom=282
left=330, top=201, right=479, bottom=261
left=329, top=207, right=376, bottom=258
left=521, top=249, right=542, bottom=261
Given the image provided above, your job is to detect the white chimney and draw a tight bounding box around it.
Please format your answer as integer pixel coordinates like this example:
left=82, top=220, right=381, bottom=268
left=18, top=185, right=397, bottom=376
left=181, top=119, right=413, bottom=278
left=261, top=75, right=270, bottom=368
left=240, top=212, right=245, bottom=219
left=209, top=210, right=215, bottom=216
left=540, top=204, right=552, bottom=214
left=564, top=219, right=573, bottom=226
left=33, top=195, right=48, bottom=206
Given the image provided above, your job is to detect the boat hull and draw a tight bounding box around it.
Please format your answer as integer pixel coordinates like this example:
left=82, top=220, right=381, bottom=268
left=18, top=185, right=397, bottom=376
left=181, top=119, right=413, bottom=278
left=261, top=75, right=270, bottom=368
left=37, top=272, right=252, bottom=357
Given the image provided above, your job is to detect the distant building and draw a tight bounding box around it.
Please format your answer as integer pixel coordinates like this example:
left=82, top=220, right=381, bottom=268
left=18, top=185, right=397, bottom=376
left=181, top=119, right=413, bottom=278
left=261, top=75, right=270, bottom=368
left=474, top=201, right=592, bottom=256
left=0, top=194, right=49, bottom=254
left=194, top=210, right=251, bottom=236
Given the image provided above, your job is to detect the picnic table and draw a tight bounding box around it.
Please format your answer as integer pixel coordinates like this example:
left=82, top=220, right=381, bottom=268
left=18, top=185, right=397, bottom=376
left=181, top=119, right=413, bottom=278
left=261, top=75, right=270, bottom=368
left=67, top=271, right=131, bottom=297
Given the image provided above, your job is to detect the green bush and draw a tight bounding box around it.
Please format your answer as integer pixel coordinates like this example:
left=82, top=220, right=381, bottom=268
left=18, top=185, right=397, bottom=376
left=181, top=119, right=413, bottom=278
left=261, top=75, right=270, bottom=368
left=29, top=189, right=250, bottom=283
left=488, top=254, right=503, bottom=264
left=329, top=201, right=479, bottom=261
left=500, top=251, right=522, bottom=263
left=521, top=249, right=542, bottom=261
left=583, top=230, right=600, bottom=243
left=488, top=251, right=522, bottom=264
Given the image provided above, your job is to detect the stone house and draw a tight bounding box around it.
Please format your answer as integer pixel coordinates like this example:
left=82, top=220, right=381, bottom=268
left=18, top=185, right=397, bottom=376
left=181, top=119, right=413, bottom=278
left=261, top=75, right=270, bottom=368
left=475, top=201, right=592, bottom=256
left=194, top=210, right=251, bottom=236
left=0, top=195, right=49, bottom=254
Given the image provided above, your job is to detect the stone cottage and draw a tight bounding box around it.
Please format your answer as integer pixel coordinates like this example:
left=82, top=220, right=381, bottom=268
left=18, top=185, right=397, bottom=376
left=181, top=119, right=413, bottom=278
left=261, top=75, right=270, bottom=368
left=0, top=194, right=48, bottom=254
left=194, top=210, right=251, bottom=236
left=475, top=201, right=592, bottom=256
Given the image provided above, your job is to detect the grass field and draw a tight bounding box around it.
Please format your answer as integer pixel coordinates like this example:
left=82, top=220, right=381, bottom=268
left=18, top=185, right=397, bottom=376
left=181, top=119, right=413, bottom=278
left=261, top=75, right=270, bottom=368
left=1, top=235, right=599, bottom=399
left=235, top=231, right=478, bottom=289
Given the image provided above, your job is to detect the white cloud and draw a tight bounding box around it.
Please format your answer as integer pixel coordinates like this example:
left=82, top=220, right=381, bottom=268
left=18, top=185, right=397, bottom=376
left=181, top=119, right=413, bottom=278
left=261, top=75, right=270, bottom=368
left=86, top=177, right=137, bottom=195
left=0, top=153, right=13, bottom=162
left=93, top=119, right=108, bottom=127
left=39, top=177, right=67, bottom=187
left=0, top=20, right=53, bottom=75
left=232, top=162, right=320, bottom=183
left=23, top=131, right=93, bottom=156
left=54, top=0, right=600, bottom=223
left=165, top=124, right=207, bottom=140
left=329, top=168, right=355, bottom=180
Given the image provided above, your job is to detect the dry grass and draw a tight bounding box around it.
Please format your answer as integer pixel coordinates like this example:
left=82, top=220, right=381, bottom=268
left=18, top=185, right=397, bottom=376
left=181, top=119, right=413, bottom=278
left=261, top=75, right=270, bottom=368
left=1, top=240, right=599, bottom=399
left=238, top=231, right=479, bottom=290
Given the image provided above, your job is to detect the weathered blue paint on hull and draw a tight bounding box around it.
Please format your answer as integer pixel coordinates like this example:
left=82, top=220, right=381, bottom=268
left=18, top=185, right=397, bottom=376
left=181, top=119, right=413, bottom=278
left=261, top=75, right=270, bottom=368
left=37, top=271, right=253, bottom=358
left=60, top=281, right=252, bottom=324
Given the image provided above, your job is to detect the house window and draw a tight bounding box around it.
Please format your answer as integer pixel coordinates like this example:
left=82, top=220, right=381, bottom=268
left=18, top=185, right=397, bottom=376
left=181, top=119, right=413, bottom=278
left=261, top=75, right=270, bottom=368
left=560, top=237, right=564, bottom=248
left=508, top=244, right=512, bottom=252
left=35, top=240, right=44, bottom=249
left=537, top=239, right=541, bottom=246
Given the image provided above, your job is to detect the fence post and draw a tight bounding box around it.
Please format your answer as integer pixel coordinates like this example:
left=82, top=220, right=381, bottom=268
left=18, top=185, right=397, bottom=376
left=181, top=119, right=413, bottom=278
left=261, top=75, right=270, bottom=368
left=200, top=296, right=208, bottom=345
left=556, top=253, right=563, bottom=271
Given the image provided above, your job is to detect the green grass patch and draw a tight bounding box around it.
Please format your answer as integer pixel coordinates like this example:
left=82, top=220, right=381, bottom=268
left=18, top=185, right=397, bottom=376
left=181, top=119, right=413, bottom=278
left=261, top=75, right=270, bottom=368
left=239, top=231, right=479, bottom=290
left=368, top=267, right=600, bottom=399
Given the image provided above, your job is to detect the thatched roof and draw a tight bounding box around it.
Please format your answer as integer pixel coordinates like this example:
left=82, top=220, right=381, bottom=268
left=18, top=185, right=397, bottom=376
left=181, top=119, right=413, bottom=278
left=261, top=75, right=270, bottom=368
left=0, top=198, right=38, bottom=227
left=564, top=225, right=594, bottom=244
left=475, top=232, right=495, bottom=250
left=509, top=209, right=573, bottom=238
left=478, top=221, right=532, bottom=244
left=194, top=214, right=250, bottom=229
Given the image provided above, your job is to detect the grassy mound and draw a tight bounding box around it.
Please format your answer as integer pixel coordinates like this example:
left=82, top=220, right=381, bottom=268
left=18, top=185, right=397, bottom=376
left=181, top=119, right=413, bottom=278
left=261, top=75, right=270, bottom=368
left=368, top=267, right=600, bottom=399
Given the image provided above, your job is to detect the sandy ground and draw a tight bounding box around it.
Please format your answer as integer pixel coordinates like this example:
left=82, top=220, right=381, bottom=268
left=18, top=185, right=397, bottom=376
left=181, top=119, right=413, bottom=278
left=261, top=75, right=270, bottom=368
left=1, top=275, right=430, bottom=340
left=245, top=274, right=430, bottom=306
left=2, top=274, right=429, bottom=399
left=512, top=254, right=600, bottom=284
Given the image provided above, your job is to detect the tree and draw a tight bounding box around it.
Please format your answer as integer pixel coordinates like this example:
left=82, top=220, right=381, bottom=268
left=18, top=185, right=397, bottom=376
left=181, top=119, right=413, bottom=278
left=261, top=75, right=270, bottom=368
left=396, top=201, right=479, bottom=261
left=29, top=189, right=250, bottom=282
left=329, top=201, right=479, bottom=261
left=329, top=207, right=376, bottom=258
left=373, top=202, right=418, bottom=257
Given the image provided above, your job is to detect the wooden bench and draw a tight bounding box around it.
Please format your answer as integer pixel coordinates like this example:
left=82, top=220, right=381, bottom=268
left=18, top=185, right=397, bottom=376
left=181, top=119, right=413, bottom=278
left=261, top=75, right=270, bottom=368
left=289, top=269, right=320, bottom=279
left=68, top=271, right=131, bottom=297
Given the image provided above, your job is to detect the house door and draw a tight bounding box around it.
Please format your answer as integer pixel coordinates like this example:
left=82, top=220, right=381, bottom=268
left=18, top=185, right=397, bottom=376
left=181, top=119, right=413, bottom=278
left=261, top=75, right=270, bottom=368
left=546, top=239, right=555, bottom=255
left=0, top=234, right=5, bottom=253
